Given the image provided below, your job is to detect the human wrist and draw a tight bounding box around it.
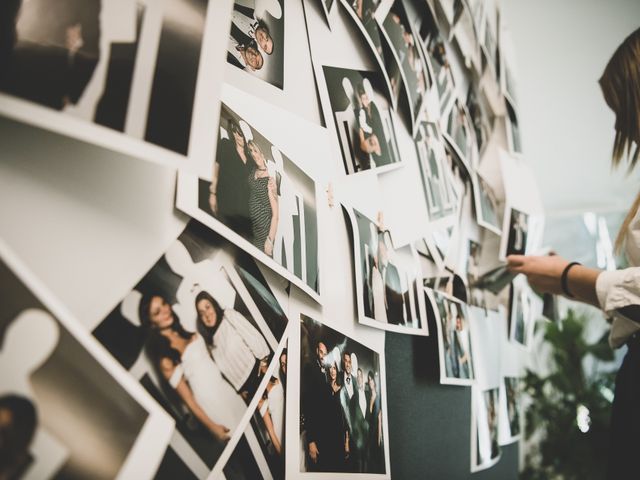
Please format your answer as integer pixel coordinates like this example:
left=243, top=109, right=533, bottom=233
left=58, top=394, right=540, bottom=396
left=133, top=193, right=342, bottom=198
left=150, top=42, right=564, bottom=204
left=561, top=262, right=581, bottom=298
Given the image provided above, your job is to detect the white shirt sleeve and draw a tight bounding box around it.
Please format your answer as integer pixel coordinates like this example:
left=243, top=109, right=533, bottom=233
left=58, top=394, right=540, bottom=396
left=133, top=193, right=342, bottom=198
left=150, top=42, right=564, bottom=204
left=596, top=268, right=640, bottom=348
left=226, top=309, right=271, bottom=359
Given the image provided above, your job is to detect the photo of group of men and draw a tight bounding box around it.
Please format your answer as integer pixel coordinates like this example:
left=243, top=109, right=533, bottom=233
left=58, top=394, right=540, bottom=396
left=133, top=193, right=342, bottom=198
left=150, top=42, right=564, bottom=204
left=299, top=315, right=386, bottom=474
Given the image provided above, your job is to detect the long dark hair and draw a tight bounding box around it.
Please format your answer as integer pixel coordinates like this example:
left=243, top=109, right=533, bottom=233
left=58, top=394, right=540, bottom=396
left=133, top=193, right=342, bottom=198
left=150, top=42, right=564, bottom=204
left=195, top=290, right=225, bottom=347
left=138, top=293, right=192, bottom=366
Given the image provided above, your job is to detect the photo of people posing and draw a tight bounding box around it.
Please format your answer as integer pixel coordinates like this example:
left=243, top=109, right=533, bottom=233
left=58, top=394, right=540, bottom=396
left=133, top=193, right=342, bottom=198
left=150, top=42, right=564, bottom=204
left=93, top=221, right=289, bottom=473
left=472, top=173, right=502, bottom=234
left=322, top=66, right=401, bottom=175
left=197, top=103, right=319, bottom=296
left=299, top=314, right=387, bottom=475
left=503, top=207, right=529, bottom=258
left=442, top=99, right=478, bottom=172
left=506, top=100, right=522, bottom=153
left=227, top=0, right=285, bottom=89
left=509, top=277, right=532, bottom=347
left=223, top=345, right=287, bottom=480
left=429, top=289, right=475, bottom=385
left=345, top=206, right=429, bottom=335
left=0, top=253, right=170, bottom=480
left=418, top=6, right=456, bottom=118
left=500, top=377, right=521, bottom=442
left=0, top=0, right=209, bottom=155
left=377, top=0, right=432, bottom=130
left=415, top=121, right=458, bottom=221
left=472, top=386, right=501, bottom=471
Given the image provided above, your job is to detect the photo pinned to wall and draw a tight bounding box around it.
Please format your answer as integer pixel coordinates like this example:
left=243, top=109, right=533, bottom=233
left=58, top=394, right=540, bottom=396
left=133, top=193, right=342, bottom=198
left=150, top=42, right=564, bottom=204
left=427, top=288, right=475, bottom=385
left=417, top=3, right=457, bottom=119
left=448, top=0, right=482, bottom=73
left=343, top=206, right=429, bottom=336
left=498, top=376, right=522, bottom=445
left=227, top=0, right=285, bottom=89
left=501, top=60, right=518, bottom=107
left=471, top=171, right=502, bottom=235
left=508, top=275, right=534, bottom=348
left=433, top=0, right=465, bottom=29
left=505, top=99, right=522, bottom=154
left=219, top=341, right=288, bottom=479
left=499, top=205, right=530, bottom=260
left=466, top=82, right=494, bottom=155
left=441, top=99, right=479, bottom=174
left=375, top=0, right=432, bottom=133
left=477, top=5, right=499, bottom=81
left=338, top=0, right=401, bottom=108
left=293, top=313, right=390, bottom=477
left=92, top=220, right=290, bottom=475
left=177, top=85, right=321, bottom=302
left=0, top=240, right=173, bottom=480
left=415, top=121, right=460, bottom=222
left=471, top=386, right=501, bottom=471
left=319, top=65, right=402, bottom=175
left=0, top=0, right=223, bottom=163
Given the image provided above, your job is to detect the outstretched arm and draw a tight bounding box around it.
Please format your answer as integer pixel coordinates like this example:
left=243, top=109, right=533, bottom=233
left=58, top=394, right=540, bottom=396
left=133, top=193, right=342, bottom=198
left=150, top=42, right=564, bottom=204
left=507, top=254, right=600, bottom=306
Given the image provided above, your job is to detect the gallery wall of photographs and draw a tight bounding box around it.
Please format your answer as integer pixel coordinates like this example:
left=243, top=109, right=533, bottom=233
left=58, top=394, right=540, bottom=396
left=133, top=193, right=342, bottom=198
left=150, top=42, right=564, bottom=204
left=0, top=0, right=546, bottom=478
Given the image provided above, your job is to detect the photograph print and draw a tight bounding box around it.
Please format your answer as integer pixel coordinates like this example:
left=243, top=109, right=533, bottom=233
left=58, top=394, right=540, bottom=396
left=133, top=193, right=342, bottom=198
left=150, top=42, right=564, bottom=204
left=471, top=386, right=501, bottom=472
left=415, top=121, right=459, bottom=221
left=227, top=0, right=285, bottom=89
left=321, top=65, right=401, bottom=175
left=222, top=344, right=288, bottom=480
left=472, top=172, right=502, bottom=235
left=428, top=288, right=475, bottom=385
left=187, top=100, right=320, bottom=299
left=92, top=220, right=289, bottom=474
left=442, top=98, right=479, bottom=172
left=338, top=0, right=401, bottom=106
left=0, top=0, right=210, bottom=156
left=298, top=314, right=388, bottom=475
left=376, top=0, right=432, bottom=131
left=500, top=206, right=529, bottom=260
left=508, top=276, right=533, bottom=347
left=0, top=245, right=172, bottom=480
left=499, top=376, right=522, bottom=444
left=344, top=206, right=429, bottom=335
left=505, top=99, right=522, bottom=154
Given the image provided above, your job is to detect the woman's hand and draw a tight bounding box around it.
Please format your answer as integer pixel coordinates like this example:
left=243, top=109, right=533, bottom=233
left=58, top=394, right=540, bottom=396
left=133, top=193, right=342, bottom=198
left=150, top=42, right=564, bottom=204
left=209, top=422, right=231, bottom=442
left=506, top=254, right=570, bottom=295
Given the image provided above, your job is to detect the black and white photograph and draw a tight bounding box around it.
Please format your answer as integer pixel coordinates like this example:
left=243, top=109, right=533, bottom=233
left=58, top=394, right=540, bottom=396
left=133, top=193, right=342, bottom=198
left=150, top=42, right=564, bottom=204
left=376, top=0, right=432, bottom=131
left=338, top=0, right=401, bottom=105
left=0, top=242, right=172, bottom=480
left=227, top=0, right=285, bottom=89
left=177, top=84, right=322, bottom=302
left=222, top=343, right=287, bottom=480
left=0, top=0, right=214, bottom=157
left=442, top=99, right=479, bottom=172
left=297, top=314, right=389, bottom=476
left=466, top=82, right=494, bottom=155
left=415, top=121, right=458, bottom=221
left=499, top=376, right=522, bottom=444
left=92, top=220, right=289, bottom=474
left=471, top=386, right=501, bottom=471
left=472, top=172, right=502, bottom=235
left=505, top=99, right=522, bottom=154
left=500, top=207, right=530, bottom=260
left=344, top=206, right=429, bottom=336
left=321, top=65, right=401, bottom=175
left=508, top=276, right=532, bottom=347
left=428, top=288, right=475, bottom=385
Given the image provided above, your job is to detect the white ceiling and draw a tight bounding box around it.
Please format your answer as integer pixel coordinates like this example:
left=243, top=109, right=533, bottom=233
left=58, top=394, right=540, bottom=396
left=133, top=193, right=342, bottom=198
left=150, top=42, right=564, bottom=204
left=501, top=0, right=640, bottom=216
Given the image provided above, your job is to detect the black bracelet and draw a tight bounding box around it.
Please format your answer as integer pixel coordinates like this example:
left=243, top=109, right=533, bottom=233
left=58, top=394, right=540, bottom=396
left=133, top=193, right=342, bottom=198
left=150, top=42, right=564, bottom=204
left=561, top=262, right=581, bottom=298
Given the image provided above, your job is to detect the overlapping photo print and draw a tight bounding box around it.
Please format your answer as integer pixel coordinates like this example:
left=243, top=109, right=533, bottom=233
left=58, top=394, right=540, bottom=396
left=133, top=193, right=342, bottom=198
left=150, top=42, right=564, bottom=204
left=93, top=220, right=289, bottom=474
left=321, top=66, right=401, bottom=175
left=428, top=288, right=475, bottom=385
left=177, top=85, right=321, bottom=302
left=344, top=206, right=429, bottom=335
left=0, top=242, right=171, bottom=480
left=226, top=0, right=285, bottom=89
left=296, top=314, right=389, bottom=476
left=0, top=0, right=212, bottom=157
